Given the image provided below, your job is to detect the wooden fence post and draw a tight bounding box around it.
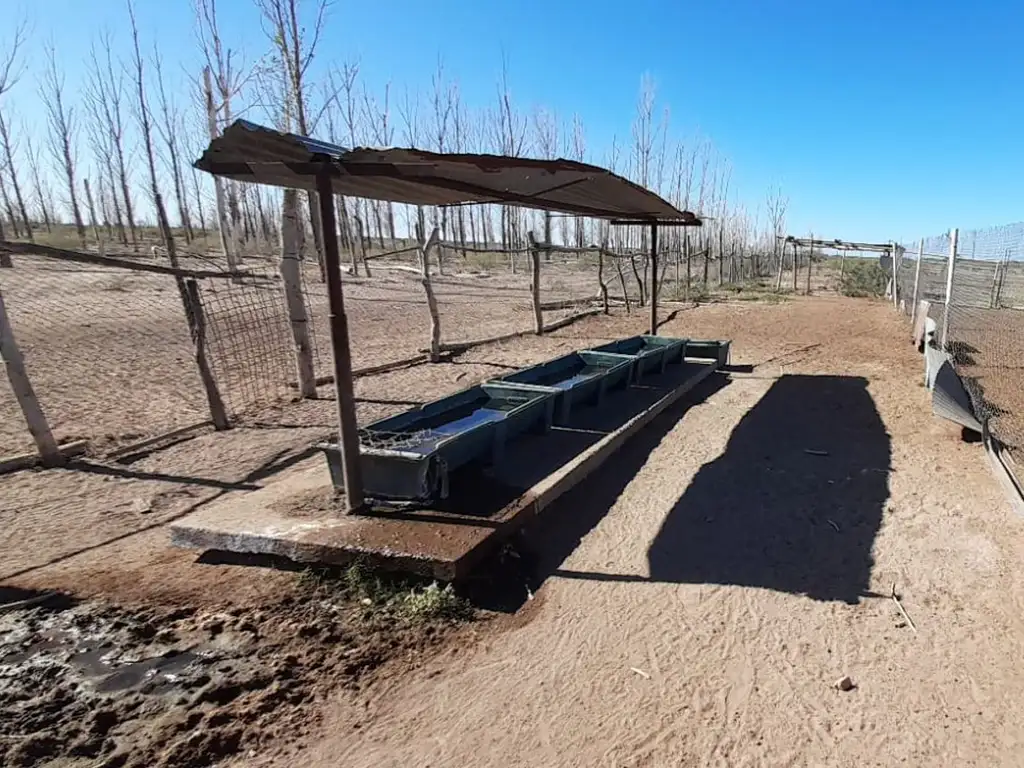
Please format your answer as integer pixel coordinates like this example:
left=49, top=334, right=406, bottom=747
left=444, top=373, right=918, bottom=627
left=183, top=279, right=230, bottom=430
left=649, top=223, right=659, bottom=334
left=418, top=224, right=443, bottom=361
left=527, top=231, right=544, bottom=334
left=279, top=189, right=317, bottom=399
left=597, top=244, right=610, bottom=314
left=155, top=188, right=230, bottom=430
left=0, top=285, right=62, bottom=466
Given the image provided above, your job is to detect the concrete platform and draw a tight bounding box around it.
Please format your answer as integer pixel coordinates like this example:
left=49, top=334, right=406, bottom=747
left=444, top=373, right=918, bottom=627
left=170, top=359, right=721, bottom=580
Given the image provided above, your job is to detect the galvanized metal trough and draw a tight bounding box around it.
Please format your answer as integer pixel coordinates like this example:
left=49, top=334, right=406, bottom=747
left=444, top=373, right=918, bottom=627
left=319, top=382, right=555, bottom=502
left=490, top=350, right=635, bottom=425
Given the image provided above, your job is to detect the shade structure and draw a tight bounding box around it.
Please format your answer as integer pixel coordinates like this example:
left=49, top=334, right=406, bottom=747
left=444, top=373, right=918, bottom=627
left=194, top=119, right=701, bottom=224
left=192, top=119, right=700, bottom=514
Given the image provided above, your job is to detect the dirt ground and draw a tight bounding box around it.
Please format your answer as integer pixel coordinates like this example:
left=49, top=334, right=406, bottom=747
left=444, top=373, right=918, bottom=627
left=268, top=297, right=1023, bottom=767
left=3, top=294, right=1023, bottom=766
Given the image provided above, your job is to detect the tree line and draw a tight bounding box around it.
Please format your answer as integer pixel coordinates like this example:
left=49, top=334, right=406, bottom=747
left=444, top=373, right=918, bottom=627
left=0, top=0, right=792, bottom=285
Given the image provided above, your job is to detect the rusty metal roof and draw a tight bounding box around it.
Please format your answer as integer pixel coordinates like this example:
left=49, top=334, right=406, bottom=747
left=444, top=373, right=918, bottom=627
left=194, top=120, right=701, bottom=225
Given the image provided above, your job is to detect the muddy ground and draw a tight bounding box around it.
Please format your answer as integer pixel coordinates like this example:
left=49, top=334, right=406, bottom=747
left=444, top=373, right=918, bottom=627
left=0, top=572, right=472, bottom=768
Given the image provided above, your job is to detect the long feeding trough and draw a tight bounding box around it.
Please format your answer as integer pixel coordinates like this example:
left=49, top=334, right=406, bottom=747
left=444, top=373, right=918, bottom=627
left=320, top=335, right=697, bottom=503
left=171, top=336, right=732, bottom=579
left=492, top=350, right=635, bottom=425
left=320, top=383, right=555, bottom=502
left=591, top=335, right=688, bottom=381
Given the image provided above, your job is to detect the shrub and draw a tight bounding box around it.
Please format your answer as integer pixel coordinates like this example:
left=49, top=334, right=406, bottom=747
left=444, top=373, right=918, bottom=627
left=840, top=260, right=889, bottom=297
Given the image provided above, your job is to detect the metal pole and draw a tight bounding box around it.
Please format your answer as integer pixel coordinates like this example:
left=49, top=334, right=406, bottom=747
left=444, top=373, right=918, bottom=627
left=649, top=223, right=658, bottom=334
left=910, top=238, right=924, bottom=326
left=890, top=242, right=900, bottom=310
left=316, top=168, right=365, bottom=512
left=941, top=228, right=959, bottom=351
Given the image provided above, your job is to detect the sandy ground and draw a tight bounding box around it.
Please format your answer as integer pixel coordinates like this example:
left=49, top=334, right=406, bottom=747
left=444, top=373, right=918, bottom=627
left=2, top=294, right=1022, bottom=766
left=250, top=296, right=1024, bottom=768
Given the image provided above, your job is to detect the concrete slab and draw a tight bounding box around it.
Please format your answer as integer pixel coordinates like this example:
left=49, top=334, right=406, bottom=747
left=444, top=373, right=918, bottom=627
left=170, top=359, right=721, bottom=579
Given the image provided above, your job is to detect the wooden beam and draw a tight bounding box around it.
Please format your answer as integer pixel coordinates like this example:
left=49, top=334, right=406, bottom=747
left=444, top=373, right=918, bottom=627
left=0, top=286, right=62, bottom=466
left=316, top=168, right=364, bottom=513
left=650, top=223, right=659, bottom=334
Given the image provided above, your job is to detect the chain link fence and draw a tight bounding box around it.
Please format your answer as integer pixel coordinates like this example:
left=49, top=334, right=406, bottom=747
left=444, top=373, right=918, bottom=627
left=897, top=223, right=1024, bottom=463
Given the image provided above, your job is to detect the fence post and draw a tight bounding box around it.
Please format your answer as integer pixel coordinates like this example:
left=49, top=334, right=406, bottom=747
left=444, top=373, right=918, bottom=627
left=805, top=234, right=813, bottom=295
left=0, top=244, right=11, bottom=268
left=941, top=228, right=959, bottom=350
left=649, top=223, right=659, bottom=334
left=279, top=189, right=317, bottom=399
left=597, top=243, right=610, bottom=314
left=910, top=238, right=924, bottom=326
left=417, top=224, right=443, bottom=360
left=775, top=236, right=785, bottom=292
left=527, top=231, right=544, bottom=335
left=0, top=285, right=62, bottom=465
left=183, top=279, right=230, bottom=430
left=890, top=242, right=901, bottom=310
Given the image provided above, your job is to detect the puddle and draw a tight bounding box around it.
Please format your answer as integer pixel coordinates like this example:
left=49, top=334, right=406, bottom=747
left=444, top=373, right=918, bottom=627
left=1, top=624, right=215, bottom=695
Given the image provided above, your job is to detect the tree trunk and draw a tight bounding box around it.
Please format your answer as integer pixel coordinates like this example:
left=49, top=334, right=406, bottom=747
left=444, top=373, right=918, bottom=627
left=280, top=188, right=316, bottom=398
left=83, top=178, right=102, bottom=244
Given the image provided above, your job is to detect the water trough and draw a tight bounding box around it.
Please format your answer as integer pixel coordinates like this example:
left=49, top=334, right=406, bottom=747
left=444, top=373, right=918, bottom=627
left=490, top=350, right=635, bottom=425
left=171, top=337, right=732, bottom=579
left=591, top=335, right=688, bottom=381
left=319, top=383, right=555, bottom=503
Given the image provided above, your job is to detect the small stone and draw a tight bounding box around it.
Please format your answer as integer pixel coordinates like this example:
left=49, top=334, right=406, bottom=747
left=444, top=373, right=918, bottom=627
left=836, top=676, right=855, bottom=692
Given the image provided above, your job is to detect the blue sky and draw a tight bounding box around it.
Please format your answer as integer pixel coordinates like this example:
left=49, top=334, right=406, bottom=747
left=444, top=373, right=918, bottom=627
left=6, top=0, right=1024, bottom=242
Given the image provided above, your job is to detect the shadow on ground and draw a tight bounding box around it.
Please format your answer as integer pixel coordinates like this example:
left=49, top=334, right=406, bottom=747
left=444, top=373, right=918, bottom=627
left=473, top=374, right=890, bottom=610
left=464, top=372, right=730, bottom=611
left=645, top=374, right=889, bottom=604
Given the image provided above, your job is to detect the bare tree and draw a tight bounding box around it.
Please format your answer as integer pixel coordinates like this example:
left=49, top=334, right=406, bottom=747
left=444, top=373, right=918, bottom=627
left=255, top=0, right=331, bottom=270
left=39, top=43, right=87, bottom=247
left=24, top=134, right=52, bottom=233
left=0, top=17, right=31, bottom=240
left=361, top=81, right=396, bottom=243
left=429, top=58, right=454, bottom=257
left=153, top=49, right=194, bottom=242
left=533, top=106, right=557, bottom=256
left=127, top=0, right=174, bottom=261
left=765, top=184, right=788, bottom=290
left=489, top=57, right=527, bottom=254
left=195, top=0, right=248, bottom=252
left=398, top=87, right=426, bottom=239
left=328, top=59, right=361, bottom=254
left=569, top=113, right=586, bottom=248
left=85, top=30, right=137, bottom=249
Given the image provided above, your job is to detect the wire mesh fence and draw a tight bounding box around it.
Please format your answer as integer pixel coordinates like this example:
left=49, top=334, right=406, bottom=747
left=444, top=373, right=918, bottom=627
left=0, top=251, right=210, bottom=455
left=0, top=226, right=851, bottom=463
left=0, top=247, right=304, bottom=456
left=897, top=223, right=1024, bottom=463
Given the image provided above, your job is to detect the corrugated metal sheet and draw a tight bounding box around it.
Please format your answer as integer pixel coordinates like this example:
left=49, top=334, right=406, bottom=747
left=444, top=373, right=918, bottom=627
left=925, top=346, right=983, bottom=432
left=194, top=120, right=701, bottom=224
